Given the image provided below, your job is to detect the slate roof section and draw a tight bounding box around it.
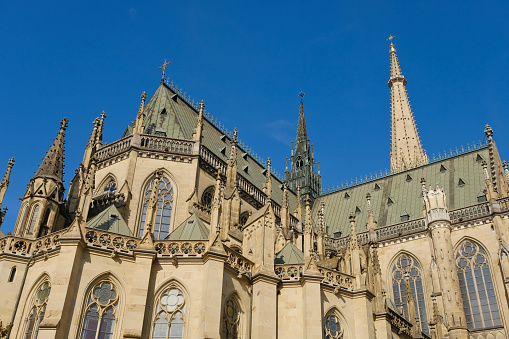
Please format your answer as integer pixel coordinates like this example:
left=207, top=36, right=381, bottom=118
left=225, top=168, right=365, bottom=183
left=313, top=148, right=489, bottom=237
left=86, top=205, right=133, bottom=236
left=123, top=82, right=297, bottom=213
left=168, top=213, right=209, bottom=240
left=275, top=242, right=304, bottom=265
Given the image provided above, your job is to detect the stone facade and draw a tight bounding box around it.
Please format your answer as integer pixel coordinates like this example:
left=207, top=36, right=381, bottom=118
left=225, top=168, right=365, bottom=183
left=0, top=41, right=509, bottom=339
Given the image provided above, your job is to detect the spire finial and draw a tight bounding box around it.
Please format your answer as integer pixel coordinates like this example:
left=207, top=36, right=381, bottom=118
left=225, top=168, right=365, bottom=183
left=159, top=59, right=171, bottom=82
left=60, top=117, right=69, bottom=131
left=485, top=124, right=493, bottom=139
left=232, top=128, right=238, bottom=144
left=387, top=34, right=396, bottom=51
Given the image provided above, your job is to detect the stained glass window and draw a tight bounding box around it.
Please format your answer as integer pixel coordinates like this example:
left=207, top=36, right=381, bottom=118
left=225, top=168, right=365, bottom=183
left=139, top=176, right=174, bottom=240
left=201, top=187, right=214, bottom=209
left=23, top=281, right=51, bottom=339
left=103, top=180, right=117, bottom=193
left=456, top=241, right=502, bottom=330
left=222, top=297, right=240, bottom=339
left=324, top=311, right=343, bottom=339
left=152, top=288, right=186, bottom=339
left=80, top=281, right=119, bottom=339
left=392, top=254, right=429, bottom=335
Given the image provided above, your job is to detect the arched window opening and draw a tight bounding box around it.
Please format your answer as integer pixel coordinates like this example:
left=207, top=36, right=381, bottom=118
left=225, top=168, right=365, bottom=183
left=27, top=205, right=40, bottom=235
left=23, top=281, right=51, bottom=339
left=296, top=157, right=303, bottom=170
left=152, top=287, right=186, bottom=339
left=104, top=179, right=117, bottom=193
left=139, top=176, right=174, bottom=240
left=8, top=266, right=16, bottom=282
left=324, top=310, right=343, bottom=339
left=456, top=241, right=502, bottom=330
left=201, top=187, right=215, bottom=209
left=239, top=212, right=250, bottom=227
left=79, top=281, right=119, bottom=339
left=222, top=297, right=240, bottom=339
left=37, top=208, right=51, bottom=238
left=392, top=254, right=429, bottom=335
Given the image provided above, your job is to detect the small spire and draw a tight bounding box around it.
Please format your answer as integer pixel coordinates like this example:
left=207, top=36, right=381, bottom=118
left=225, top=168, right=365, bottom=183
left=297, top=91, right=308, bottom=144
left=134, top=91, right=147, bottom=135
left=503, top=160, right=509, bottom=183
left=193, top=99, right=205, bottom=142
left=265, top=157, right=272, bottom=200
left=348, top=212, right=359, bottom=248
left=34, top=117, right=68, bottom=183
left=95, top=111, right=106, bottom=149
left=485, top=124, right=493, bottom=139
left=0, top=158, right=15, bottom=209
left=159, top=59, right=171, bottom=82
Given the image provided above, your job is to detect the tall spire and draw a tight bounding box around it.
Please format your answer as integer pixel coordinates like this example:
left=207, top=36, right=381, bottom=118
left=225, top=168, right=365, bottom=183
left=388, top=36, right=428, bottom=173
left=35, top=118, right=68, bottom=183
left=296, top=91, right=308, bottom=148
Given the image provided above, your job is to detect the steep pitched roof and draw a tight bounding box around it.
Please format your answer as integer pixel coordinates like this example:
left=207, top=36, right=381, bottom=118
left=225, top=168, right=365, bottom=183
left=122, top=82, right=297, bottom=212
left=86, top=205, right=132, bottom=236
left=314, top=148, right=489, bottom=236
left=275, top=242, right=304, bottom=265
left=35, top=118, right=67, bottom=183
left=168, top=213, right=210, bottom=240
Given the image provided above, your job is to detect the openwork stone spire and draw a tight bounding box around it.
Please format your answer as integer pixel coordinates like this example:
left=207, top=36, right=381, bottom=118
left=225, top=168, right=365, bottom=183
left=35, top=118, right=68, bottom=183
left=388, top=37, right=428, bottom=173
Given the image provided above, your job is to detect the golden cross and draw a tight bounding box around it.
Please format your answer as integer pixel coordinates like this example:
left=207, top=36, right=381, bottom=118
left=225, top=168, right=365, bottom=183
left=387, top=35, right=395, bottom=43
left=159, top=59, right=171, bottom=81
left=299, top=91, right=305, bottom=98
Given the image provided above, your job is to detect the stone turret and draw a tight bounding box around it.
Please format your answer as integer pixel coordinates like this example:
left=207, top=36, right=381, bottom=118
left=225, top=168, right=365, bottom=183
left=0, top=158, right=14, bottom=227
left=388, top=38, right=428, bottom=172
left=14, top=118, right=68, bottom=238
left=422, top=179, right=468, bottom=339
left=285, top=93, right=321, bottom=201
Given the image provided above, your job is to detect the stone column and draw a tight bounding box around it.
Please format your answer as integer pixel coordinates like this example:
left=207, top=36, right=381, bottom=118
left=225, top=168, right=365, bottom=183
left=251, top=274, right=278, bottom=338
left=301, top=269, right=323, bottom=338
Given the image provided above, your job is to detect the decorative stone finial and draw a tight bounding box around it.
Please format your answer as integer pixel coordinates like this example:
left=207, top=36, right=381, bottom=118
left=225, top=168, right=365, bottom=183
left=60, top=117, right=69, bottom=131
left=232, top=128, right=238, bottom=144
left=485, top=124, right=493, bottom=139
left=423, top=185, right=450, bottom=224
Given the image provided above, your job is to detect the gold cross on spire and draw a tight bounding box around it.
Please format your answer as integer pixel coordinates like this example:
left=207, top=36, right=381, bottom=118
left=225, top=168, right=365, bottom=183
left=387, top=34, right=395, bottom=42
left=159, top=59, right=171, bottom=82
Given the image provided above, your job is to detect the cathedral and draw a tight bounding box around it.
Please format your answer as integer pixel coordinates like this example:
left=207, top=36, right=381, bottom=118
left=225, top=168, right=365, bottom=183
left=0, top=38, right=508, bottom=339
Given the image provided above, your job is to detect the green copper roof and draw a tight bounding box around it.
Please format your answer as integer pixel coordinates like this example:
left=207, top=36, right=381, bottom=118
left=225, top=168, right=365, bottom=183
left=123, top=82, right=297, bottom=212
left=275, top=242, right=304, bottom=265
left=313, top=148, right=489, bottom=237
left=86, top=205, right=132, bottom=236
left=168, top=213, right=210, bottom=240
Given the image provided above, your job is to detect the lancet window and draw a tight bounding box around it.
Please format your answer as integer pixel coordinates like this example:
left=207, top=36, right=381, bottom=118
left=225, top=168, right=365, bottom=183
left=27, top=204, right=40, bottom=234
left=139, top=176, right=174, bottom=239
left=103, top=179, right=117, bottom=193
left=201, top=187, right=214, bottom=209
left=23, top=281, right=51, bottom=339
left=324, top=310, right=343, bottom=339
left=152, top=287, right=186, bottom=339
left=222, top=297, right=240, bottom=339
left=456, top=241, right=502, bottom=329
left=79, top=281, right=119, bottom=339
left=391, top=254, right=429, bottom=335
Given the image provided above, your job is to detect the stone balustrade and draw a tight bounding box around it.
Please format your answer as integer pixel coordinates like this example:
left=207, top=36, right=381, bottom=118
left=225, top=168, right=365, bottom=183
left=449, top=202, right=490, bottom=223
left=319, top=267, right=355, bottom=291
left=96, top=136, right=132, bottom=161
left=224, top=246, right=253, bottom=273
left=84, top=229, right=139, bottom=253
left=140, top=135, right=194, bottom=154
left=275, top=265, right=303, bottom=281
left=154, top=240, right=207, bottom=257
left=0, top=229, right=66, bottom=256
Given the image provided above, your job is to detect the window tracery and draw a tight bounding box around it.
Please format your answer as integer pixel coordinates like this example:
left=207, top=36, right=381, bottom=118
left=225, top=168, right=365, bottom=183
left=456, top=241, right=502, bottom=329
left=201, top=187, right=214, bottom=209
left=222, top=297, right=240, bottom=339
left=239, top=212, right=250, bottom=227
left=152, top=287, right=186, bottom=339
left=27, top=204, right=40, bottom=235
left=23, top=281, right=51, bottom=339
left=103, top=179, right=117, bottom=193
left=324, top=310, right=343, bottom=339
left=79, top=281, right=119, bottom=339
left=139, top=176, right=174, bottom=240
left=391, top=254, right=429, bottom=335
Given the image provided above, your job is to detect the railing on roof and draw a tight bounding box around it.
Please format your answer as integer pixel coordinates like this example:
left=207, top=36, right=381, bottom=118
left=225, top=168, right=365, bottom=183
left=321, top=140, right=488, bottom=195
left=326, top=198, right=496, bottom=251
left=140, top=135, right=194, bottom=154
left=96, top=136, right=133, bottom=161
left=164, top=78, right=284, bottom=181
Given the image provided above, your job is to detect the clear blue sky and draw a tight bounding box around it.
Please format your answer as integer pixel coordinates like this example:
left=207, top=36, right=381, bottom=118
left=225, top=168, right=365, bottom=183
left=1, top=1, right=509, bottom=234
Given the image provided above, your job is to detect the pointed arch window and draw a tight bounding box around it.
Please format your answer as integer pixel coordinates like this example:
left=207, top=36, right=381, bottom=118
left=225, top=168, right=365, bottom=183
left=456, top=241, right=502, bottom=329
left=391, top=254, right=429, bottom=335
left=23, top=281, right=51, bottom=339
left=222, top=296, right=240, bottom=339
left=152, top=287, right=186, bottom=339
left=27, top=205, right=40, bottom=235
left=201, top=186, right=215, bottom=209
left=324, top=309, right=343, bottom=339
left=79, top=281, right=119, bottom=339
left=103, top=179, right=117, bottom=193
left=139, top=176, right=174, bottom=240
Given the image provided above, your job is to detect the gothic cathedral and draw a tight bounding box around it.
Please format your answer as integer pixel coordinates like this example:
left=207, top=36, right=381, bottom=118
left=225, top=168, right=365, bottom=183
left=1, top=40, right=508, bottom=339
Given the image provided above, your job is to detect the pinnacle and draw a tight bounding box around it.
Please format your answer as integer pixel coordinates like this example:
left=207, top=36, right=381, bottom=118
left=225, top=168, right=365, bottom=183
left=34, top=118, right=67, bottom=183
